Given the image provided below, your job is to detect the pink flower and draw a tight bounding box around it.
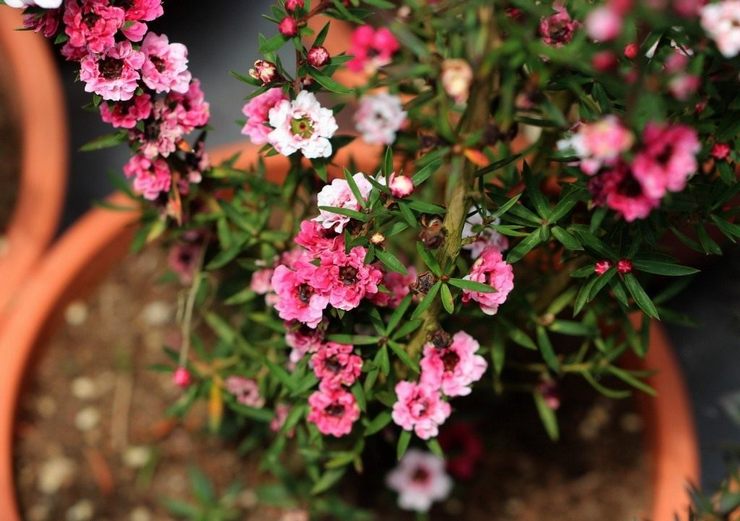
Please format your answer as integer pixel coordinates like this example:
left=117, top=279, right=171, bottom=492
left=249, top=59, right=279, bottom=85
left=173, top=367, right=192, bottom=388
left=539, top=4, right=579, bottom=47
left=307, top=46, right=330, bottom=68
left=461, top=247, right=514, bottom=316
left=167, top=80, right=211, bottom=131
left=354, top=93, right=407, bottom=145
left=701, top=1, right=740, bottom=58
left=669, top=74, right=700, bottom=100
left=278, top=16, right=298, bottom=37
left=311, top=342, right=362, bottom=387
left=557, top=116, right=634, bottom=175
left=100, top=93, right=152, bottom=129
left=370, top=267, right=417, bottom=308
left=79, top=40, right=144, bottom=101
left=267, top=91, right=338, bottom=158
left=23, top=9, right=61, bottom=38
left=585, top=7, right=623, bottom=42
left=250, top=268, right=274, bottom=295
left=588, top=161, right=660, bottom=221
left=386, top=450, right=452, bottom=513
left=441, top=59, right=473, bottom=104
left=313, top=246, right=383, bottom=311
left=594, top=259, right=612, bottom=275
left=392, top=380, right=451, bottom=440
left=130, top=100, right=184, bottom=158
left=347, top=25, right=400, bottom=73
left=271, top=259, right=329, bottom=329
left=438, top=422, right=484, bottom=480
left=285, top=0, right=304, bottom=11
left=225, top=376, right=265, bottom=408
left=63, top=0, right=125, bottom=56
left=632, top=123, right=700, bottom=199
left=314, top=174, right=373, bottom=233
left=711, top=142, right=732, bottom=160
left=420, top=331, right=487, bottom=397
left=119, top=0, right=163, bottom=40
left=294, top=219, right=343, bottom=256
left=241, top=88, right=289, bottom=145
left=285, top=320, right=326, bottom=363
left=388, top=174, right=414, bottom=198
left=141, top=33, right=192, bottom=94
left=307, top=386, right=360, bottom=437
left=168, top=242, right=201, bottom=284
left=617, top=258, right=633, bottom=274
left=123, top=154, right=172, bottom=200
left=270, top=404, right=293, bottom=435
left=462, top=209, right=509, bottom=259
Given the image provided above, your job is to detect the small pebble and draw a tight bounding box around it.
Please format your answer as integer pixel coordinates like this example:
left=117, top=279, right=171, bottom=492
left=130, top=507, right=152, bottom=521
left=141, top=300, right=172, bottom=326
left=38, top=456, right=75, bottom=494
left=35, top=396, right=57, bottom=418
left=122, top=446, right=151, bottom=469
left=74, top=407, right=101, bottom=432
left=64, top=301, right=89, bottom=326
left=71, top=377, right=98, bottom=400
left=66, top=499, right=94, bottom=521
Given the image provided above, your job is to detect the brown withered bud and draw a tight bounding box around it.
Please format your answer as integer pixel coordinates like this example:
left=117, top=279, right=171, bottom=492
left=249, top=59, right=280, bottom=85
left=370, top=232, right=386, bottom=246
left=429, top=329, right=452, bottom=349
left=418, top=214, right=447, bottom=249
left=411, top=271, right=437, bottom=295
left=300, top=75, right=316, bottom=89
left=484, top=124, right=503, bottom=146
left=417, top=132, right=441, bottom=155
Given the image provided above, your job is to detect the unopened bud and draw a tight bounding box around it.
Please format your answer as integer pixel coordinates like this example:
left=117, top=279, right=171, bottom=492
left=249, top=59, right=278, bottom=85
left=389, top=173, right=414, bottom=198
left=278, top=16, right=299, bottom=37
left=307, top=46, right=330, bottom=68
left=173, top=367, right=192, bottom=389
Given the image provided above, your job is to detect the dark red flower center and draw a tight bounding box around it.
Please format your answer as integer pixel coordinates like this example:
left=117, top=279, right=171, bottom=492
left=150, top=55, right=167, bottom=73
left=99, top=57, right=124, bottom=80
left=411, top=466, right=431, bottom=484
left=325, top=355, right=342, bottom=373
left=441, top=349, right=460, bottom=372
left=325, top=403, right=345, bottom=417
left=297, top=283, right=313, bottom=304
left=339, top=266, right=358, bottom=285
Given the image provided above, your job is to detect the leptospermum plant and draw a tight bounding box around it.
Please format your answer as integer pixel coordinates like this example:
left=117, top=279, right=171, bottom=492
left=5, top=0, right=740, bottom=516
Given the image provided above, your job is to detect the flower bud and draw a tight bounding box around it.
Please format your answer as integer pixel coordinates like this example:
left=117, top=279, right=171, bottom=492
left=711, top=143, right=731, bottom=160
left=411, top=271, right=437, bottom=295
left=285, top=0, right=304, bottom=12
left=430, top=329, right=452, bottom=349
left=594, top=260, right=612, bottom=275
left=249, top=59, right=278, bottom=85
left=623, top=42, right=639, bottom=59
left=616, top=258, right=633, bottom=274
left=389, top=173, right=414, bottom=198
left=278, top=16, right=299, bottom=37
left=370, top=232, right=386, bottom=246
left=173, top=367, right=192, bottom=389
left=441, top=59, right=473, bottom=104
left=592, top=51, right=618, bottom=72
left=307, top=45, right=330, bottom=68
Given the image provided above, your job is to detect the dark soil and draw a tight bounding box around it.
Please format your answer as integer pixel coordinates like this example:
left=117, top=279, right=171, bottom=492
left=0, top=49, right=21, bottom=232
left=15, top=248, right=649, bottom=521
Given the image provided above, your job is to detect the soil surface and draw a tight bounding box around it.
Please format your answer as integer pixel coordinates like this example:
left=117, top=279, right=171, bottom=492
left=0, top=50, right=21, bottom=232
left=15, top=248, right=649, bottom=521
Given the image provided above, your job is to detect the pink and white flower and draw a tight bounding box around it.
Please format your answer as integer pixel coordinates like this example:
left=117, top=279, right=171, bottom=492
left=307, top=386, right=360, bottom=437
left=701, top=0, right=740, bottom=58
left=386, top=450, right=452, bottom=513
left=63, top=0, right=125, bottom=56
left=99, top=93, right=152, bottom=129
left=285, top=321, right=326, bottom=363
left=250, top=268, right=274, bottom=295
left=461, top=208, right=509, bottom=259
left=557, top=116, right=634, bottom=175
left=420, top=331, right=487, bottom=397
left=461, top=247, right=514, bottom=316
left=588, top=161, right=661, bottom=221
left=167, top=80, right=211, bottom=132
left=585, top=6, right=623, bottom=42
left=354, top=93, right=407, bottom=145
left=311, top=342, right=363, bottom=387
left=140, top=33, right=192, bottom=94
left=225, top=376, right=265, bottom=408
left=267, top=91, right=338, bottom=159
left=241, top=88, right=289, bottom=145
left=314, top=173, right=373, bottom=233
left=392, top=380, right=451, bottom=440
left=632, top=123, right=700, bottom=199
left=271, top=257, right=328, bottom=329
left=313, top=246, right=383, bottom=311
left=123, top=154, right=171, bottom=200
left=347, top=25, right=399, bottom=73
left=294, top=220, right=344, bottom=256
left=539, top=4, right=579, bottom=47
left=370, top=267, right=417, bottom=308
left=5, top=0, right=62, bottom=8
left=79, top=40, right=144, bottom=101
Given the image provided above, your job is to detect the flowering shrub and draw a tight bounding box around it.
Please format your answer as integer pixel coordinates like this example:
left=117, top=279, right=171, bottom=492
left=5, top=0, right=740, bottom=516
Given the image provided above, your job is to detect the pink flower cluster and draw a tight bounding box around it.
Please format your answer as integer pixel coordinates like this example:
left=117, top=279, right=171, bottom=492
left=225, top=376, right=265, bottom=408
left=584, top=121, right=700, bottom=221
left=539, top=4, right=580, bottom=47
left=347, top=25, right=400, bottom=73
left=461, top=247, right=515, bottom=316
left=22, top=0, right=211, bottom=204
left=392, top=331, right=487, bottom=439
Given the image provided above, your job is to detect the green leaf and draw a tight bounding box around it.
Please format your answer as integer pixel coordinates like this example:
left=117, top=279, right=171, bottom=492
left=392, top=319, right=423, bottom=339
left=440, top=284, right=454, bottom=313
left=426, top=438, right=444, bottom=457
left=311, top=468, right=346, bottom=495
left=411, top=160, right=442, bottom=186
left=536, top=326, right=560, bottom=373
left=383, top=146, right=394, bottom=177
left=551, top=226, right=582, bottom=250
left=312, top=21, right=331, bottom=47
left=398, top=202, right=418, bottom=228
left=351, top=382, right=367, bottom=412
left=571, top=228, right=615, bottom=259
left=410, top=281, right=441, bottom=319
left=507, top=327, right=538, bottom=350
left=364, top=411, right=392, bottom=436
left=318, top=206, right=368, bottom=221
left=623, top=274, right=660, bottom=319
left=387, top=295, right=412, bottom=333
left=696, top=224, right=722, bottom=255
left=189, top=466, right=215, bottom=503
left=397, top=430, right=412, bottom=460
left=388, top=340, right=420, bottom=374
left=344, top=169, right=367, bottom=208
left=326, top=334, right=380, bottom=345
left=607, top=366, right=656, bottom=396
left=582, top=371, right=631, bottom=399
left=79, top=131, right=128, bottom=152
left=491, top=333, right=506, bottom=376
left=259, top=33, right=285, bottom=54
left=266, top=359, right=298, bottom=391
left=375, top=249, right=408, bottom=275
left=416, top=241, right=442, bottom=276
left=533, top=392, right=559, bottom=441
left=374, top=345, right=390, bottom=375
left=506, top=230, right=543, bottom=264
left=632, top=260, right=699, bottom=276
left=405, top=199, right=446, bottom=214
left=309, top=68, right=353, bottom=94
left=447, top=278, right=496, bottom=293
left=488, top=193, right=523, bottom=221
left=588, top=268, right=616, bottom=301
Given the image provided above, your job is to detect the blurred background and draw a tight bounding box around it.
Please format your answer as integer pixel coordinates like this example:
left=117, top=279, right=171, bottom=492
left=15, top=0, right=740, bottom=501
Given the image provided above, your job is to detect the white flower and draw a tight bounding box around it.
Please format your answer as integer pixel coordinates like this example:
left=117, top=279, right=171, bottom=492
left=5, top=0, right=61, bottom=7
left=386, top=450, right=452, bottom=513
left=462, top=208, right=509, bottom=259
left=314, top=173, right=373, bottom=233
left=354, top=93, right=406, bottom=145
left=701, top=0, right=740, bottom=58
left=267, top=91, right=338, bottom=159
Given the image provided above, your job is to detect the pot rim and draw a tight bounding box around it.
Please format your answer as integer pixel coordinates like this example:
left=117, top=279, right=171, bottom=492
left=0, top=8, right=68, bottom=320
left=0, top=142, right=699, bottom=519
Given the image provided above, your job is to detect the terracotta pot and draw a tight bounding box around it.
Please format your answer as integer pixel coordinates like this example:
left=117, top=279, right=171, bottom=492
left=0, top=9, right=67, bottom=323
left=0, top=142, right=699, bottom=519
